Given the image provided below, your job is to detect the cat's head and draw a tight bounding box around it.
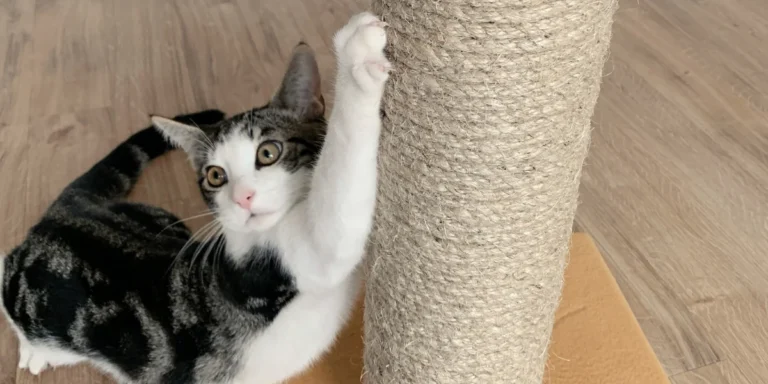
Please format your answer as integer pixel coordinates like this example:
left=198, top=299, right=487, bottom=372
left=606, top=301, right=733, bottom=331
left=153, top=44, right=326, bottom=233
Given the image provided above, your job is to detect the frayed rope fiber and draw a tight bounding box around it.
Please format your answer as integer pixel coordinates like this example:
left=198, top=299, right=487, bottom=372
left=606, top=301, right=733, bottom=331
left=363, top=0, right=618, bottom=383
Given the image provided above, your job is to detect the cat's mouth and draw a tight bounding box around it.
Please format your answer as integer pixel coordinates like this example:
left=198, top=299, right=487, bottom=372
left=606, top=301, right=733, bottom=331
left=247, top=211, right=277, bottom=222
left=239, top=206, right=282, bottom=228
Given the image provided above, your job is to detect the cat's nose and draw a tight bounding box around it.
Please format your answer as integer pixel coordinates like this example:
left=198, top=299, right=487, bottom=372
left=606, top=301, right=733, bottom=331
left=234, top=189, right=255, bottom=210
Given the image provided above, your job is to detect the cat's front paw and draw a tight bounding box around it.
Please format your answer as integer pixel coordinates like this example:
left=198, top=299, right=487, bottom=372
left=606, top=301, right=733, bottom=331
left=333, top=12, right=391, bottom=94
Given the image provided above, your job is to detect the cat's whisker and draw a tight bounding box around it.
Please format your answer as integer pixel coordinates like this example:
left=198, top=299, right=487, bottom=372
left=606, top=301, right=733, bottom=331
left=185, top=236, right=215, bottom=279
left=184, top=137, right=213, bottom=154
left=166, top=221, right=213, bottom=275
left=191, top=137, right=215, bottom=152
left=188, top=221, right=222, bottom=278
left=201, top=229, right=225, bottom=287
left=197, top=225, right=221, bottom=276
left=187, top=221, right=218, bottom=257
left=200, top=225, right=224, bottom=283
left=167, top=220, right=218, bottom=277
left=156, top=210, right=216, bottom=237
left=189, top=121, right=217, bottom=150
left=205, top=228, right=228, bottom=291
left=203, top=134, right=216, bottom=151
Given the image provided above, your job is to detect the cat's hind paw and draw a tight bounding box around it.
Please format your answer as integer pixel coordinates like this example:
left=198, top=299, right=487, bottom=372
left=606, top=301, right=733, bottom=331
left=333, top=12, right=391, bottom=93
left=19, top=343, right=49, bottom=374
left=27, top=351, right=49, bottom=375
left=17, top=342, right=31, bottom=370
left=17, top=342, right=85, bottom=375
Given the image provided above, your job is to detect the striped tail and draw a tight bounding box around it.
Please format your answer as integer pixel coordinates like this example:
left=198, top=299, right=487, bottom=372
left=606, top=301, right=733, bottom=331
left=64, top=109, right=225, bottom=200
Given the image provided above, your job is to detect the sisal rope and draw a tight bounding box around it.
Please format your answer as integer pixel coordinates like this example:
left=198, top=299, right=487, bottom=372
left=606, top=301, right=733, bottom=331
left=363, top=0, right=618, bottom=382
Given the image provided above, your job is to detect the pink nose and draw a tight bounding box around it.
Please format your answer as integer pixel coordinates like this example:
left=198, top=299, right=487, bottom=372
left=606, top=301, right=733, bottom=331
left=234, top=189, right=255, bottom=210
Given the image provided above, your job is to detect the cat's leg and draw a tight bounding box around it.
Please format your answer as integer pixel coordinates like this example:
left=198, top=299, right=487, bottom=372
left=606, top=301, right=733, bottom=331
left=17, top=336, right=53, bottom=375
left=17, top=338, right=86, bottom=374
left=37, top=346, right=87, bottom=368
left=12, top=320, right=85, bottom=374
left=17, top=336, right=32, bottom=369
left=279, top=12, right=389, bottom=291
left=25, top=348, right=86, bottom=374
left=4, top=303, right=47, bottom=373
left=2, top=248, right=90, bottom=375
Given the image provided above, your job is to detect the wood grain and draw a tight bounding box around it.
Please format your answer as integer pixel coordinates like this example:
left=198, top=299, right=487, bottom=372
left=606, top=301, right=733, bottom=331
left=0, top=0, right=767, bottom=383
left=576, top=0, right=768, bottom=382
left=670, top=360, right=751, bottom=384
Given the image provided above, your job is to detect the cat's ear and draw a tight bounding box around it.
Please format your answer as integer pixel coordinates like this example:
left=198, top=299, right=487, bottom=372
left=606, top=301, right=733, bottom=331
left=271, top=43, right=325, bottom=121
left=151, top=116, right=206, bottom=155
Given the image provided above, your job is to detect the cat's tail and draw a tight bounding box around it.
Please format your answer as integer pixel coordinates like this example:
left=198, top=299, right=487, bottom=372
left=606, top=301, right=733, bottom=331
left=63, top=109, right=225, bottom=201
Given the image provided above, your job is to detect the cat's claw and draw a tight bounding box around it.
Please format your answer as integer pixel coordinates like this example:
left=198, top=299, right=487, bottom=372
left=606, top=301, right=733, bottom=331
left=334, top=12, right=391, bottom=93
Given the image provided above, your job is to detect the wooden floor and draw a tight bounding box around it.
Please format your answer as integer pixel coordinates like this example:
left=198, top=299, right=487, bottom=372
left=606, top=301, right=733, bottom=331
left=0, top=0, right=766, bottom=383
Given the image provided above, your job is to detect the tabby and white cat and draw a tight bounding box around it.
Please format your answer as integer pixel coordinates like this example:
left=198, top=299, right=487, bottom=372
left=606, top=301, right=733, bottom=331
left=1, top=13, right=390, bottom=384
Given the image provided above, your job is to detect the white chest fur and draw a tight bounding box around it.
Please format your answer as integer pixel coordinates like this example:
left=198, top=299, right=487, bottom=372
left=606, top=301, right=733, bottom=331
left=233, top=273, right=361, bottom=384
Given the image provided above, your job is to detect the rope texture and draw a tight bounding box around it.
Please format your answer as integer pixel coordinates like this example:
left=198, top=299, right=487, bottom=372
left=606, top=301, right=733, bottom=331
left=364, top=0, right=617, bottom=382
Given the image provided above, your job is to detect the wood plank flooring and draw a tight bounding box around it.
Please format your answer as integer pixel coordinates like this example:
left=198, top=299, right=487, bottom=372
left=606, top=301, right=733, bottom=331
left=577, top=1, right=768, bottom=382
left=1, top=0, right=766, bottom=383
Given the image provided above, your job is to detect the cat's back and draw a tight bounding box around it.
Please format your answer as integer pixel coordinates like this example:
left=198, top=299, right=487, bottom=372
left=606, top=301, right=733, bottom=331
left=25, top=194, right=187, bottom=271
left=1, top=196, right=187, bottom=323
left=0, top=197, right=199, bottom=382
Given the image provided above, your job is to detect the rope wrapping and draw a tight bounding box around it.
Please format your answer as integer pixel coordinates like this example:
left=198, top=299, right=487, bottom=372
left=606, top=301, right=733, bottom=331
left=364, top=0, right=617, bottom=382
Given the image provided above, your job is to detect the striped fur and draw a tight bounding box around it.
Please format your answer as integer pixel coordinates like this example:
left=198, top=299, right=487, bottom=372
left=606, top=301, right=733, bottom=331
left=1, top=110, right=298, bottom=383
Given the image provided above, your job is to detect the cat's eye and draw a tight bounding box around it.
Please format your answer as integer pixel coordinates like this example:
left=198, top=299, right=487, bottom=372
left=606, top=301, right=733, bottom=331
left=257, top=141, right=282, bottom=166
left=205, top=166, right=228, bottom=188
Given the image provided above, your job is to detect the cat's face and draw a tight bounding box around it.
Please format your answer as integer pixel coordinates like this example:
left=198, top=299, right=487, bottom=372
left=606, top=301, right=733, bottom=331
left=196, top=109, right=323, bottom=232
left=153, top=43, right=326, bottom=233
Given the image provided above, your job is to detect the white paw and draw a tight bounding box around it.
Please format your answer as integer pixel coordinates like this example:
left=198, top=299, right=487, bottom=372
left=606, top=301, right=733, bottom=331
left=18, top=342, right=31, bottom=369
left=333, top=12, right=391, bottom=93
left=27, top=351, right=49, bottom=375
left=17, top=340, right=86, bottom=374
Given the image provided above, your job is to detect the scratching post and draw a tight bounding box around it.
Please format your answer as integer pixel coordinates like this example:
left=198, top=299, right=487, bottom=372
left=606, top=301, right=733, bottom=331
left=364, top=0, right=617, bottom=383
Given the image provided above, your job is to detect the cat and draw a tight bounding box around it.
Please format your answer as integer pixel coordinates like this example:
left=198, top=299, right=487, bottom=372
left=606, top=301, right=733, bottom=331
left=1, top=12, right=390, bottom=384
